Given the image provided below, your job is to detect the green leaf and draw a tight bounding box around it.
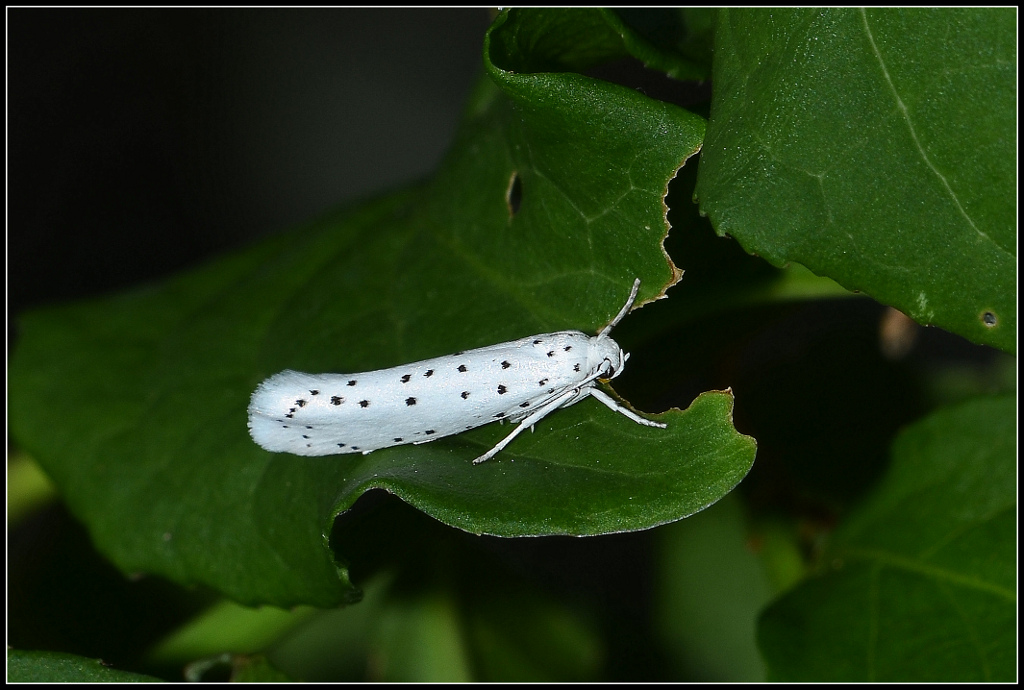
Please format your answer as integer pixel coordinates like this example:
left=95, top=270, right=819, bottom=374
left=759, top=395, right=1016, bottom=681
left=367, top=590, right=473, bottom=682
left=656, top=495, right=773, bottom=681
left=696, top=8, right=1016, bottom=352
left=6, top=649, right=162, bottom=683
left=464, top=587, right=602, bottom=681
left=9, top=10, right=753, bottom=608
left=148, top=601, right=317, bottom=664
left=487, top=8, right=709, bottom=80
left=7, top=452, right=58, bottom=524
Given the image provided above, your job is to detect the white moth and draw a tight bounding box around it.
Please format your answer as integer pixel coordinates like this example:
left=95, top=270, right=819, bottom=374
left=247, top=278, right=666, bottom=464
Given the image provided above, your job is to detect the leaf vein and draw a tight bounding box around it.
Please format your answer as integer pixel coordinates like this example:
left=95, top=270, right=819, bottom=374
left=859, top=9, right=1007, bottom=258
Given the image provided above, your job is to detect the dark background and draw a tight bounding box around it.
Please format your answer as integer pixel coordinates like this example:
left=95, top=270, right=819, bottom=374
left=8, top=6, right=498, bottom=670
left=8, top=8, right=493, bottom=338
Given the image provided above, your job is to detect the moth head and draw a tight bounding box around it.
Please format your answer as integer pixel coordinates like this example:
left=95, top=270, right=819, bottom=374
left=590, top=336, right=628, bottom=381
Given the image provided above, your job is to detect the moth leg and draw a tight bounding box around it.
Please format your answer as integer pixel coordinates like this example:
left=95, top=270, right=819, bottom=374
left=589, top=388, right=667, bottom=428
left=472, top=387, right=583, bottom=464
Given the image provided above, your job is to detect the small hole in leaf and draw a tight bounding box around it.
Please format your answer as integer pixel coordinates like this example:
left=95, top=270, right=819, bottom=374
left=981, top=310, right=998, bottom=327
left=506, top=171, right=522, bottom=217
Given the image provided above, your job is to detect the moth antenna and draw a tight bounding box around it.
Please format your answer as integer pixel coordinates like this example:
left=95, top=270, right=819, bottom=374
left=598, top=278, right=641, bottom=339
